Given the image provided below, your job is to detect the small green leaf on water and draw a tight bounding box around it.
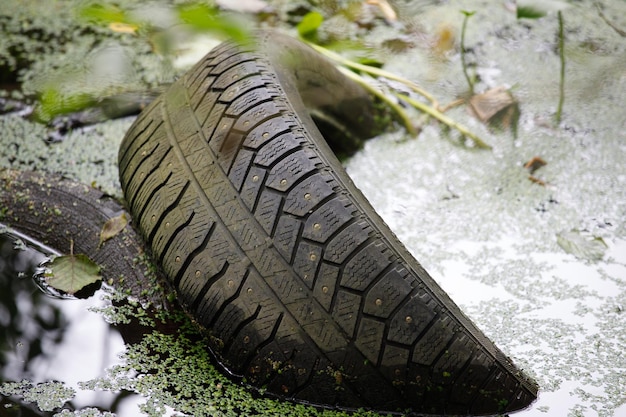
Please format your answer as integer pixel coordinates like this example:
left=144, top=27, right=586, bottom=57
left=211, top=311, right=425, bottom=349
left=45, top=254, right=102, bottom=296
left=516, top=0, right=570, bottom=19
left=556, top=230, right=608, bottom=261
left=99, top=212, right=128, bottom=247
left=297, top=11, right=324, bottom=39
left=517, top=6, right=546, bottom=19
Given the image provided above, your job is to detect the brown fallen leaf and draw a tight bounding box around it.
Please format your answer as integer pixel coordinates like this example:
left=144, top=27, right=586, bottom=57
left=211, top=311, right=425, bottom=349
left=468, top=86, right=520, bottom=134
left=99, top=212, right=129, bottom=247
left=524, top=156, right=547, bottom=175
left=366, top=0, right=397, bottom=21
left=109, top=22, right=138, bottom=34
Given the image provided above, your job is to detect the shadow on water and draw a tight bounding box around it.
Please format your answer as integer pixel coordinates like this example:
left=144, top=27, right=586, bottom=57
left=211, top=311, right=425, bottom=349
left=0, top=231, right=139, bottom=415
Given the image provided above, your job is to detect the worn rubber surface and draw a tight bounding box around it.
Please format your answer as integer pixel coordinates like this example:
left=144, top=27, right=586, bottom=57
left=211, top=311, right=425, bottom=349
left=118, top=31, right=538, bottom=415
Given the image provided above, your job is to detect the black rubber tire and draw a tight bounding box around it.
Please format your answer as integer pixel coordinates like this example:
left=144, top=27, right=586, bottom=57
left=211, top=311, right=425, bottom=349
left=118, top=31, right=537, bottom=415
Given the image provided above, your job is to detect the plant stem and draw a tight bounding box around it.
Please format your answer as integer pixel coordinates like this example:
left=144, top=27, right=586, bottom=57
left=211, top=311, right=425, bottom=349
left=306, top=42, right=438, bottom=107
left=555, top=10, right=565, bottom=124
left=306, top=38, right=490, bottom=149
left=338, top=67, right=417, bottom=136
left=396, top=92, right=492, bottom=149
left=460, top=10, right=476, bottom=95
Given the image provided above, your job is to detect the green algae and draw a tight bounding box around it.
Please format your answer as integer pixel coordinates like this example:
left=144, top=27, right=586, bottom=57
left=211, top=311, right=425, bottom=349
left=81, top=297, right=386, bottom=417
left=0, top=380, right=76, bottom=412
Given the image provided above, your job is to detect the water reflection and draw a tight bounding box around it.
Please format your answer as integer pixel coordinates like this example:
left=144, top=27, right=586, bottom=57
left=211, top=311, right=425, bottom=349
left=0, top=231, right=138, bottom=415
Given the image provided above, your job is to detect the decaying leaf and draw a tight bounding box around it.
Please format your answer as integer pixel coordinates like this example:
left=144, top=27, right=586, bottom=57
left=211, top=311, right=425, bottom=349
left=524, top=156, right=547, bottom=174
left=557, top=229, right=608, bottom=261
left=109, top=22, right=138, bottom=34
left=43, top=253, right=102, bottom=296
left=99, top=212, right=128, bottom=247
left=366, top=0, right=397, bottom=21
left=468, top=86, right=520, bottom=136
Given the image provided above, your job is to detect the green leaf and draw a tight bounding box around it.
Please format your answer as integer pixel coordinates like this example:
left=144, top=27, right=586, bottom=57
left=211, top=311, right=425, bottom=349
left=516, top=0, right=570, bottom=19
left=517, top=6, right=546, bottom=19
left=556, top=230, right=608, bottom=262
left=176, top=2, right=251, bottom=44
left=297, top=11, right=324, bottom=39
left=77, top=3, right=130, bottom=25
left=44, top=254, right=102, bottom=296
left=99, top=212, right=129, bottom=247
left=35, top=88, right=95, bottom=123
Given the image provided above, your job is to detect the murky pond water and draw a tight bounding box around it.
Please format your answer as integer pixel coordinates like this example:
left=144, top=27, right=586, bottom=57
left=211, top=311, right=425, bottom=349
left=0, top=231, right=144, bottom=415
left=1, top=0, right=625, bottom=416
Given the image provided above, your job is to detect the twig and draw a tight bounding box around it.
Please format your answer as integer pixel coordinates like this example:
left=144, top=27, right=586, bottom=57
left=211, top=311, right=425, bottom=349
left=555, top=11, right=565, bottom=124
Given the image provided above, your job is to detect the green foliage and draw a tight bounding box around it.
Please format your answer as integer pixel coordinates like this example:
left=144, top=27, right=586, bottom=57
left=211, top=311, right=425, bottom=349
left=43, top=253, right=102, bottom=297
left=176, top=2, right=251, bottom=44
left=516, top=6, right=546, bottom=19
left=0, top=381, right=76, bottom=412
left=77, top=2, right=133, bottom=25
left=34, top=88, right=95, bottom=123
left=297, top=11, right=325, bottom=40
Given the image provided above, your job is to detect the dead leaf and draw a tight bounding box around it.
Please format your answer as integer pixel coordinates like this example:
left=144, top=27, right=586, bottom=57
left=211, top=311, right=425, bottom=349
left=557, top=230, right=608, bottom=261
left=99, top=212, right=128, bottom=247
left=109, top=22, right=138, bottom=34
left=469, top=87, right=520, bottom=134
left=524, top=156, right=547, bottom=174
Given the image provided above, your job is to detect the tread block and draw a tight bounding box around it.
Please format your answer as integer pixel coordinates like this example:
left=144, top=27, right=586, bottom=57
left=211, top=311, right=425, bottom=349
left=265, top=148, right=318, bottom=192
left=313, top=262, right=339, bottom=311
left=379, top=344, right=410, bottom=383
left=253, top=131, right=301, bottom=167
left=226, top=87, right=277, bottom=118
left=302, top=318, right=347, bottom=352
left=291, top=241, right=322, bottom=289
left=228, top=147, right=254, bottom=191
left=273, top=215, right=302, bottom=261
left=302, top=197, right=354, bottom=243
left=179, top=258, right=230, bottom=314
left=233, top=100, right=284, bottom=132
left=202, top=102, right=228, bottom=142
left=388, top=294, right=436, bottom=346
left=363, top=266, right=413, bottom=318
left=332, top=290, right=361, bottom=337
left=193, top=91, right=221, bottom=122
left=283, top=173, right=334, bottom=216
left=341, top=241, right=390, bottom=291
left=188, top=70, right=216, bottom=109
left=243, top=116, right=297, bottom=150
left=254, top=189, right=282, bottom=235
left=323, top=220, right=371, bottom=264
left=354, top=317, right=386, bottom=365
left=240, top=166, right=267, bottom=210
left=219, top=74, right=269, bottom=105
left=211, top=59, right=262, bottom=89
left=411, top=314, right=455, bottom=366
